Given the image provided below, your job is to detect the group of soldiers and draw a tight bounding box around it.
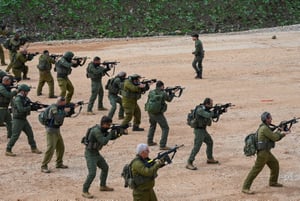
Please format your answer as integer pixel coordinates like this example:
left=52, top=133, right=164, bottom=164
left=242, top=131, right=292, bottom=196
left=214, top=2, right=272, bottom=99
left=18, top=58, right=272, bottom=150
left=0, top=30, right=293, bottom=200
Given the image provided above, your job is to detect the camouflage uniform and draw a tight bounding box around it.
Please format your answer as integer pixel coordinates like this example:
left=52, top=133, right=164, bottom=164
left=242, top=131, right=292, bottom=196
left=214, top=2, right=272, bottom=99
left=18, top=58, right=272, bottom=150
left=11, top=51, right=30, bottom=81
left=37, top=54, right=56, bottom=97
left=192, top=37, right=204, bottom=78
left=242, top=123, right=285, bottom=191
left=146, top=87, right=174, bottom=148
left=107, top=76, right=124, bottom=119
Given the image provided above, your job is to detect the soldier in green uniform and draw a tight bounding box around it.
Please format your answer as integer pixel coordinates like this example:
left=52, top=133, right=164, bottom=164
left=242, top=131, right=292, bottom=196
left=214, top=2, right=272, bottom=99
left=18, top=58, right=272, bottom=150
left=0, top=76, right=17, bottom=138
left=82, top=116, right=120, bottom=199
left=186, top=98, right=219, bottom=170
left=107, top=71, right=126, bottom=119
left=191, top=33, right=205, bottom=79
left=11, top=49, right=33, bottom=81
left=242, top=112, right=287, bottom=194
left=37, top=50, right=57, bottom=98
left=121, top=74, right=150, bottom=133
left=41, top=97, right=74, bottom=173
left=0, top=23, right=8, bottom=66
left=86, top=56, right=109, bottom=114
left=131, top=143, right=164, bottom=201
left=55, top=51, right=80, bottom=104
left=145, top=81, right=177, bottom=150
left=6, top=84, right=42, bottom=156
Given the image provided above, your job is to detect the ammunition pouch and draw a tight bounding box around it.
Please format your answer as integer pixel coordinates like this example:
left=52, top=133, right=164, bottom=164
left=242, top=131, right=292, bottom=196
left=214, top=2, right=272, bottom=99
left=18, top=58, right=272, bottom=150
left=257, top=141, right=275, bottom=151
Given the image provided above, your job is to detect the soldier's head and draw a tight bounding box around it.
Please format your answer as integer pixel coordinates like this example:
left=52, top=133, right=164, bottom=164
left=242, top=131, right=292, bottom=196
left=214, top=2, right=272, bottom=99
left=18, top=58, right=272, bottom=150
left=93, top=56, right=101, bottom=66
left=18, top=84, right=30, bottom=95
left=1, top=76, right=11, bottom=86
left=261, top=112, right=272, bottom=124
left=63, top=51, right=74, bottom=62
left=117, top=71, right=127, bottom=80
left=100, top=116, right=112, bottom=130
left=129, top=74, right=141, bottom=84
left=136, top=143, right=150, bottom=158
left=156, top=80, right=164, bottom=89
left=43, top=50, right=49, bottom=56
left=20, top=49, right=27, bottom=55
left=203, top=97, right=213, bottom=109
left=191, top=33, right=199, bottom=41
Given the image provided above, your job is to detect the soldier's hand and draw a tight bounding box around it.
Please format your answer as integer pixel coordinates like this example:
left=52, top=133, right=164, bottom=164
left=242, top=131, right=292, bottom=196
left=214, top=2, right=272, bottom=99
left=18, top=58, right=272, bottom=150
left=139, top=83, right=146, bottom=88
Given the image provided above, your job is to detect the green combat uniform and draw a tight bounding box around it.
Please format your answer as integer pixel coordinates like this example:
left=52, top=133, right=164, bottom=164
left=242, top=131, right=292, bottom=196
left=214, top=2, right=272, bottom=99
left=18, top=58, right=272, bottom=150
left=11, top=51, right=31, bottom=81
left=242, top=123, right=285, bottom=190
left=0, top=83, right=17, bottom=138
left=82, top=125, right=119, bottom=192
left=187, top=105, right=216, bottom=164
left=86, top=62, right=108, bottom=112
left=5, top=35, right=24, bottom=72
left=145, top=87, right=174, bottom=148
left=131, top=155, right=161, bottom=201
left=41, top=104, right=69, bottom=172
left=6, top=89, right=40, bottom=155
left=0, top=29, right=8, bottom=65
left=192, top=38, right=204, bottom=79
left=121, top=77, right=149, bottom=130
left=37, top=54, right=56, bottom=98
left=107, top=75, right=124, bottom=119
left=55, top=52, right=79, bottom=103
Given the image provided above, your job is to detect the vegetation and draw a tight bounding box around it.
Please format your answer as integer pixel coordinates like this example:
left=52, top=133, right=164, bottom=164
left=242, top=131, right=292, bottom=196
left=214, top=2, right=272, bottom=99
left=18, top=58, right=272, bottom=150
left=0, top=0, right=299, bottom=41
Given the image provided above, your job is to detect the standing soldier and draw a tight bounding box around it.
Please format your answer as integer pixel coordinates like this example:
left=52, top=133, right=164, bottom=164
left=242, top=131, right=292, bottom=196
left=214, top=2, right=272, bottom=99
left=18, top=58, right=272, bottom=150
left=242, top=112, right=287, bottom=194
left=121, top=74, right=150, bottom=133
left=0, top=76, right=17, bottom=138
left=0, top=23, right=8, bottom=66
left=191, top=33, right=205, bottom=79
left=186, top=98, right=219, bottom=170
left=82, top=116, right=121, bottom=199
left=41, top=97, right=74, bottom=173
left=37, top=50, right=57, bottom=98
left=131, top=143, right=164, bottom=201
left=6, top=84, right=42, bottom=156
left=55, top=51, right=80, bottom=104
left=107, top=71, right=126, bottom=120
left=86, top=56, right=109, bottom=115
left=145, top=81, right=177, bottom=150
left=11, top=49, right=33, bottom=81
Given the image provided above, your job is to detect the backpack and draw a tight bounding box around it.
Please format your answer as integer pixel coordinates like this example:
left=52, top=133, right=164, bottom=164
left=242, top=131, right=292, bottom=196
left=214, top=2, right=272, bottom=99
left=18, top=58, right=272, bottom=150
left=121, top=159, right=136, bottom=189
left=105, top=77, right=115, bottom=90
left=3, top=38, right=12, bottom=50
left=187, top=105, right=201, bottom=128
left=81, top=126, right=94, bottom=146
left=38, top=105, right=52, bottom=126
left=145, top=91, right=164, bottom=114
left=243, top=132, right=258, bottom=156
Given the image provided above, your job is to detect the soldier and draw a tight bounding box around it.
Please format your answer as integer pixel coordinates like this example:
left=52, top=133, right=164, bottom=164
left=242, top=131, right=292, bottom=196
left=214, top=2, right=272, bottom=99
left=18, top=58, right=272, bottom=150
left=55, top=51, right=80, bottom=104
left=120, top=74, right=151, bottom=133
left=6, top=84, right=42, bottom=156
left=37, top=50, right=57, bottom=98
left=11, top=49, right=33, bottom=81
left=0, top=76, right=17, bottom=138
left=0, top=23, right=8, bottom=66
left=86, top=56, right=109, bottom=114
left=82, top=116, right=121, bottom=199
left=145, top=81, right=177, bottom=150
left=242, top=112, right=287, bottom=194
left=41, top=97, right=75, bottom=173
left=107, top=71, right=126, bottom=120
left=186, top=98, right=219, bottom=170
left=131, top=143, right=164, bottom=201
left=191, top=33, right=205, bottom=79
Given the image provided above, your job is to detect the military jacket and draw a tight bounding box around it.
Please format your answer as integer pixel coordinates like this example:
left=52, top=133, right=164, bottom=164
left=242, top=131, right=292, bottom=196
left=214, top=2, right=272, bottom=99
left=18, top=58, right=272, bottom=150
left=193, top=39, right=204, bottom=58
left=11, top=52, right=28, bottom=69
left=55, top=57, right=73, bottom=78
left=121, top=79, right=143, bottom=100
left=47, top=104, right=67, bottom=128
left=37, top=54, right=55, bottom=72
left=9, top=37, right=21, bottom=52
left=12, top=94, right=31, bottom=119
left=0, top=84, right=17, bottom=107
left=195, top=105, right=214, bottom=128
left=108, top=76, right=124, bottom=95
left=86, top=62, right=106, bottom=81
left=257, top=123, right=285, bottom=151
left=147, top=88, right=174, bottom=114
left=87, top=125, right=113, bottom=151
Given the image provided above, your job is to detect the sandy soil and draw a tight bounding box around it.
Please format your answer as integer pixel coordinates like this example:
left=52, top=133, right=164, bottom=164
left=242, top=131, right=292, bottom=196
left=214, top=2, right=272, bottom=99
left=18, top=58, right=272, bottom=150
left=0, top=26, right=300, bottom=201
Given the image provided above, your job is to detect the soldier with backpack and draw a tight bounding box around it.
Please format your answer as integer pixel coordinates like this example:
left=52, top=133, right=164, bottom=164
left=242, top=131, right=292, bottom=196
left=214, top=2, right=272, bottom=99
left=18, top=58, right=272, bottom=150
left=186, top=97, right=219, bottom=170
left=145, top=81, right=177, bottom=150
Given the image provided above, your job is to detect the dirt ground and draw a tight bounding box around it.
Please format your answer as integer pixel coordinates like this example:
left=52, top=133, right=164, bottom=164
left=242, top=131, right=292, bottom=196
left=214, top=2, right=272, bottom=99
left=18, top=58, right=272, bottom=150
left=0, top=26, right=300, bottom=201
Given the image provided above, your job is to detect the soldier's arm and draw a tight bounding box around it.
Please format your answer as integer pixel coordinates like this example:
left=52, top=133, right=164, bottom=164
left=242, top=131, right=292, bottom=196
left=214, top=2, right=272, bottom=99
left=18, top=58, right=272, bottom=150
left=0, top=86, right=17, bottom=98
left=94, top=129, right=111, bottom=145
left=132, top=159, right=160, bottom=177
left=261, top=126, right=285, bottom=142
left=194, top=40, right=204, bottom=56
left=14, top=96, right=31, bottom=113
left=124, top=80, right=141, bottom=93
left=198, top=107, right=214, bottom=118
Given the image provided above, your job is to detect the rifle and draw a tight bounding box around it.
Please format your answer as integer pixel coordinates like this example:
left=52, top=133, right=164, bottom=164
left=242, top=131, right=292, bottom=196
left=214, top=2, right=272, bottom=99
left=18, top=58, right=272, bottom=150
left=109, top=123, right=131, bottom=139
left=147, top=144, right=184, bottom=167
left=26, top=52, right=39, bottom=61
left=25, top=100, right=49, bottom=111
left=165, top=86, right=185, bottom=97
left=212, top=103, right=235, bottom=122
left=72, top=56, right=90, bottom=66
left=50, top=54, right=63, bottom=60
left=101, top=61, right=120, bottom=76
left=270, top=117, right=300, bottom=131
left=141, top=79, right=157, bottom=85
left=65, top=101, right=88, bottom=117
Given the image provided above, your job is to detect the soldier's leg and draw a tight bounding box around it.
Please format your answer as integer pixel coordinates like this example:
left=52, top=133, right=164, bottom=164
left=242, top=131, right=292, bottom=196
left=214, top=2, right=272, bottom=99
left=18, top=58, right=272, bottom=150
left=116, top=95, right=124, bottom=118
left=12, top=68, right=22, bottom=82
left=203, top=131, right=214, bottom=159
left=0, top=45, right=6, bottom=65
left=83, top=151, right=98, bottom=193
left=242, top=151, right=268, bottom=190
left=46, top=74, right=55, bottom=97
left=6, top=119, right=25, bottom=152
left=187, top=128, right=205, bottom=163
left=22, top=65, right=29, bottom=79
left=267, top=152, right=280, bottom=185
left=147, top=113, right=157, bottom=144
left=37, top=73, right=46, bottom=95
left=41, top=131, right=58, bottom=168
left=87, top=80, right=98, bottom=112
left=6, top=51, right=15, bottom=72
left=65, top=78, right=74, bottom=104
left=98, top=154, right=109, bottom=186
left=97, top=82, right=104, bottom=109
left=5, top=110, right=12, bottom=138
left=22, top=120, right=38, bottom=149
left=57, top=78, right=67, bottom=98
left=133, top=103, right=141, bottom=126
left=121, top=102, right=134, bottom=126
left=196, top=56, right=203, bottom=78
left=192, top=57, right=198, bottom=73
left=108, top=94, right=117, bottom=119
left=55, top=132, right=65, bottom=167
left=156, top=114, right=169, bottom=147
left=149, top=189, right=158, bottom=201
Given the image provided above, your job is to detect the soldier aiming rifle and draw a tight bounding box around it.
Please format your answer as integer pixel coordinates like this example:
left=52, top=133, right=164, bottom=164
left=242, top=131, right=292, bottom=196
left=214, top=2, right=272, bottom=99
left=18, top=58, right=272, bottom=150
left=165, top=86, right=185, bottom=97
left=101, top=61, right=120, bottom=76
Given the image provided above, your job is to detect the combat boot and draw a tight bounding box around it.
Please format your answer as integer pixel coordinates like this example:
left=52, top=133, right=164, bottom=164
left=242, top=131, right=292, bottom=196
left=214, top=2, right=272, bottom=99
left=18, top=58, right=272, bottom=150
left=100, top=185, right=114, bottom=191
left=82, top=192, right=94, bottom=199
left=132, top=125, right=144, bottom=131
left=186, top=161, right=197, bottom=170
left=5, top=151, right=16, bottom=157
left=207, top=158, right=219, bottom=164
left=31, top=148, right=42, bottom=154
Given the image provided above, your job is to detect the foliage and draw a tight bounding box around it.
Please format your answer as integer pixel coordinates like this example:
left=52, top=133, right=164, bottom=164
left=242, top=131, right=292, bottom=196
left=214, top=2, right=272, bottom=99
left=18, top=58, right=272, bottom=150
left=0, top=0, right=299, bottom=41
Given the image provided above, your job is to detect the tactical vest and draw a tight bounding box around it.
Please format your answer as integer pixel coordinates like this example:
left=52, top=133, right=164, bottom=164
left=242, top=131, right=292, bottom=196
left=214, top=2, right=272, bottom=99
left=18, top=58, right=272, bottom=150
left=194, top=106, right=212, bottom=128
left=121, top=80, right=141, bottom=100
left=55, top=58, right=72, bottom=78
left=47, top=104, right=66, bottom=128
left=0, top=85, right=12, bottom=107
left=37, top=55, right=52, bottom=71
left=12, top=95, right=31, bottom=119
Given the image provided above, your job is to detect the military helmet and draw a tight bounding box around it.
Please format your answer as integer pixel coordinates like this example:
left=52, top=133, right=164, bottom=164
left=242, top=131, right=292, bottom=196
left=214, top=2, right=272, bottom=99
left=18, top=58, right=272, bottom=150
left=261, top=112, right=271, bottom=122
left=18, top=84, right=31, bottom=92
left=131, top=74, right=141, bottom=79
left=117, top=71, right=126, bottom=78
left=63, top=51, right=74, bottom=60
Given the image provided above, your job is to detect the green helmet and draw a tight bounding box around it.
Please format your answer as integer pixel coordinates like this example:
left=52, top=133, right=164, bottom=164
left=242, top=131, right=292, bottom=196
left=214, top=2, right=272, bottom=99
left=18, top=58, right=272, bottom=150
left=63, top=51, right=74, bottom=60
left=18, top=84, right=31, bottom=92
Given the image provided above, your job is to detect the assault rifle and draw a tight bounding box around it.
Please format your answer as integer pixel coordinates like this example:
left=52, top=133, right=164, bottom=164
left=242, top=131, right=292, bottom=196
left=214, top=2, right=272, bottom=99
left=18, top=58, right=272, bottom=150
left=26, top=52, right=39, bottom=61
left=141, top=79, right=157, bottom=85
left=65, top=101, right=88, bottom=117
left=147, top=144, right=184, bottom=167
left=212, top=103, right=235, bottom=122
left=109, top=123, right=131, bottom=139
left=165, top=86, right=185, bottom=97
left=72, top=56, right=90, bottom=66
left=29, top=101, right=49, bottom=111
left=101, top=61, right=120, bottom=76
left=50, top=54, right=63, bottom=60
left=270, top=117, right=300, bottom=132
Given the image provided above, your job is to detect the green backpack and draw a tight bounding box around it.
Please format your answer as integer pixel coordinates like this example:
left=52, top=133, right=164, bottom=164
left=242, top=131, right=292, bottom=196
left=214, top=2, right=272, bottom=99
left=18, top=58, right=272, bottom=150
left=145, top=91, right=164, bottom=114
left=38, top=105, right=52, bottom=126
left=243, top=132, right=258, bottom=156
left=187, top=105, right=201, bottom=128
